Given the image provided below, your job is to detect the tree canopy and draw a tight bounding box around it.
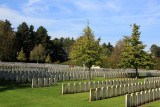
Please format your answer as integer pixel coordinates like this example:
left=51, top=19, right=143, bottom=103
left=0, top=20, right=16, bottom=61
left=17, top=48, right=27, bottom=62
left=30, top=44, right=46, bottom=63
left=45, top=54, right=52, bottom=63
left=69, top=23, right=101, bottom=80
left=150, top=44, right=160, bottom=58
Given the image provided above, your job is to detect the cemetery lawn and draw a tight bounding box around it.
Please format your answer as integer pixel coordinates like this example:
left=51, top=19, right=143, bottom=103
left=0, top=77, right=159, bottom=107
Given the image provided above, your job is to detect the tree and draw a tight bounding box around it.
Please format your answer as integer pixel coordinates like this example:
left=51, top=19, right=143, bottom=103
left=16, top=22, right=36, bottom=60
left=119, top=24, right=154, bottom=78
left=17, top=48, right=27, bottom=62
left=45, top=54, right=52, bottom=63
left=101, top=43, right=111, bottom=57
left=30, top=44, right=46, bottom=63
left=0, top=20, right=16, bottom=61
left=36, top=26, right=52, bottom=55
left=106, top=42, right=114, bottom=56
left=110, top=39, right=124, bottom=68
left=51, top=38, right=66, bottom=62
left=63, top=37, right=75, bottom=59
left=150, top=44, right=160, bottom=58
left=69, top=22, right=101, bottom=81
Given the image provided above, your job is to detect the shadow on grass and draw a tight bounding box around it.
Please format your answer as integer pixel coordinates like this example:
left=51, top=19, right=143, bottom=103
left=138, top=75, right=159, bottom=79
left=0, top=79, right=31, bottom=92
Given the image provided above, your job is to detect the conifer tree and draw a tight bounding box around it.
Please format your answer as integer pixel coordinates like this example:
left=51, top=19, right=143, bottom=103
left=45, top=54, right=52, bottom=63
left=17, top=47, right=26, bottom=61
left=119, top=24, right=155, bottom=78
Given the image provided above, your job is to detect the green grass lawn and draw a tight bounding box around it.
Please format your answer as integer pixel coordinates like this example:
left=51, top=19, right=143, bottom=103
left=0, top=76, right=159, bottom=107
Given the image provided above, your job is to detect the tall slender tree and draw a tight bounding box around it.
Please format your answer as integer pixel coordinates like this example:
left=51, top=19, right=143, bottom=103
left=36, top=26, right=52, bottom=55
left=119, top=24, right=154, bottom=78
left=0, top=20, right=16, bottom=61
left=16, top=22, right=36, bottom=59
left=110, top=39, right=124, bottom=68
left=70, top=22, right=101, bottom=81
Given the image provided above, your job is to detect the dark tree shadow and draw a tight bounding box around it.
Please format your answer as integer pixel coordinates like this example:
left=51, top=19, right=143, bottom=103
left=138, top=75, right=159, bottom=79
left=0, top=80, right=31, bottom=92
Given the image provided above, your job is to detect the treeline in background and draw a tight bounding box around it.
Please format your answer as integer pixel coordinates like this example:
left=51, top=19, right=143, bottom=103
left=0, top=19, right=160, bottom=69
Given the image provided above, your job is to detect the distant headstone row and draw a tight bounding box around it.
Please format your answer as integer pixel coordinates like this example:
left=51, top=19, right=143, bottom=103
left=62, top=78, right=137, bottom=95
left=89, top=80, right=160, bottom=101
left=0, top=70, right=96, bottom=83
left=144, top=77, right=160, bottom=82
left=104, top=72, right=136, bottom=78
left=125, top=88, right=160, bottom=107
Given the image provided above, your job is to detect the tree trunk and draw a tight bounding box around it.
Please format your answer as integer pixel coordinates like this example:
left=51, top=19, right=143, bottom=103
left=37, top=61, right=38, bottom=64
left=88, top=67, right=91, bottom=81
left=135, top=68, right=138, bottom=79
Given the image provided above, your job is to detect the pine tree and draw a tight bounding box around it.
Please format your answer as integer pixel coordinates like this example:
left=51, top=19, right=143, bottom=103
left=69, top=22, right=101, bottom=81
left=119, top=24, right=155, bottom=78
left=36, top=26, right=52, bottom=54
left=17, top=48, right=26, bottom=62
left=45, top=54, right=52, bottom=63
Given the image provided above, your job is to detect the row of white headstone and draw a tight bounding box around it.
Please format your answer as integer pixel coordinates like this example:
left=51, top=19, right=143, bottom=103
left=31, top=77, right=58, bottom=88
left=1, top=67, right=138, bottom=84
left=62, top=78, right=138, bottom=95
left=104, top=72, right=135, bottom=79
left=125, top=88, right=160, bottom=107
left=0, top=70, right=95, bottom=83
left=89, top=80, right=160, bottom=101
left=144, top=77, right=160, bottom=82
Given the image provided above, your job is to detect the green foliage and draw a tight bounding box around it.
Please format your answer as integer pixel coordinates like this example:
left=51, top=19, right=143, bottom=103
left=101, top=43, right=111, bottom=57
left=70, top=23, right=101, bottom=68
left=100, top=56, right=112, bottom=68
left=30, top=44, right=46, bottom=63
left=119, top=24, right=155, bottom=77
left=101, top=42, right=114, bottom=57
left=36, top=26, right=52, bottom=54
left=45, top=54, right=52, bottom=63
left=151, top=58, right=160, bottom=70
left=70, top=23, right=101, bottom=80
left=16, top=22, right=36, bottom=60
left=51, top=37, right=74, bottom=62
left=0, top=20, right=16, bottom=61
left=17, top=48, right=27, bottom=61
left=110, top=39, right=124, bottom=68
left=150, top=44, right=160, bottom=57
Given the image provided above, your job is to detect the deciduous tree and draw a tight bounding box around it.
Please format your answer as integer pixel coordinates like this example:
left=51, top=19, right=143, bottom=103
left=0, top=20, right=16, bottom=61
left=70, top=23, right=101, bottom=81
left=30, top=44, right=46, bottom=63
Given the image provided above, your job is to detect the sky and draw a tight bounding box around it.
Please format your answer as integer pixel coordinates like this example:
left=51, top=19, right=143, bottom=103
left=0, top=0, right=160, bottom=51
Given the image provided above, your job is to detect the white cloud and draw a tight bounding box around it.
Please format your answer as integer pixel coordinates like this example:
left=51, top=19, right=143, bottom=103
left=25, top=0, right=41, bottom=6
left=0, top=6, right=83, bottom=39
left=0, top=6, right=53, bottom=28
left=74, top=0, right=120, bottom=12
left=106, top=2, right=120, bottom=11
left=21, top=0, right=49, bottom=16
